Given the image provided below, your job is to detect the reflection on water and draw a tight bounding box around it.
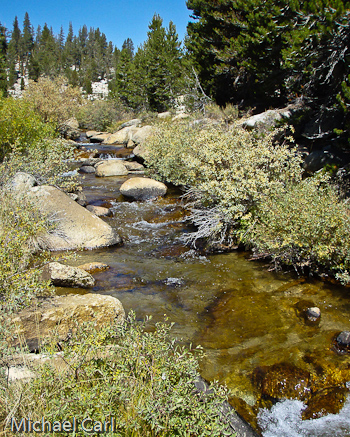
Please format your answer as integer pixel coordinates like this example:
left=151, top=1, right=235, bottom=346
left=61, top=170, right=350, bottom=435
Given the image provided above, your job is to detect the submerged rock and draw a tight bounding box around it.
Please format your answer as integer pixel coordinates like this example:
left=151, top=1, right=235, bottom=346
left=252, top=363, right=312, bottom=401
left=120, top=177, right=167, bottom=200
left=86, top=204, right=112, bottom=217
left=334, top=331, right=350, bottom=354
left=77, top=262, right=110, bottom=274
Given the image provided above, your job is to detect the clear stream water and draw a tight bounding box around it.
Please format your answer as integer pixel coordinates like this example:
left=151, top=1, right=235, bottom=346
left=60, top=148, right=350, bottom=436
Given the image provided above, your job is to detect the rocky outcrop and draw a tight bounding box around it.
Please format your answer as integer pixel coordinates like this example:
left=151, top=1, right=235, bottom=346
left=59, top=117, right=80, bottom=140
left=86, top=130, right=103, bottom=138
left=11, top=294, right=125, bottom=351
left=95, top=159, right=128, bottom=177
left=158, top=111, right=171, bottom=119
left=120, top=177, right=167, bottom=200
left=42, top=262, right=95, bottom=288
left=19, top=183, right=122, bottom=250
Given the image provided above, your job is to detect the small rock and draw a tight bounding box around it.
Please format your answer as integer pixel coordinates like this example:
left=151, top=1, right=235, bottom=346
left=124, top=161, right=145, bottom=172
left=77, top=262, right=110, bottom=274
left=42, top=262, right=95, bottom=288
left=337, top=331, right=350, bottom=348
left=306, top=307, right=321, bottom=322
left=86, top=205, right=112, bottom=217
left=120, top=177, right=167, bottom=200
left=158, top=111, right=171, bottom=119
left=79, top=165, right=96, bottom=174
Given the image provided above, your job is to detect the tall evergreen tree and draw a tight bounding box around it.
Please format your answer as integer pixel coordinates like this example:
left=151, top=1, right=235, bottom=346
left=0, top=23, right=8, bottom=95
left=7, top=16, right=21, bottom=86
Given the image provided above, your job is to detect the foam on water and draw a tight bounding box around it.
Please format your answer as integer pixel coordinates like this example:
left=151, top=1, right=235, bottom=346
left=258, top=397, right=350, bottom=437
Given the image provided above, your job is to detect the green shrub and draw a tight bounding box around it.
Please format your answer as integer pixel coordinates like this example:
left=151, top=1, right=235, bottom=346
left=246, top=176, right=350, bottom=282
left=0, top=97, right=55, bottom=161
left=1, top=313, right=233, bottom=436
left=0, top=139, right=77, bottom=191
left=145, top=123, right=302, bottom=246
left=77, top=99, right=131, bottom=131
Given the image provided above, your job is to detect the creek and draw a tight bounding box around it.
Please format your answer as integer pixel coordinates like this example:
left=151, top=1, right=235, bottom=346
left=60, top=144, right=350, bottom=436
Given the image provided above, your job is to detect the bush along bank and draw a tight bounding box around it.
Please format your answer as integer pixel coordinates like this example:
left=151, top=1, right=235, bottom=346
left=145, top=121, right=350, bottom=285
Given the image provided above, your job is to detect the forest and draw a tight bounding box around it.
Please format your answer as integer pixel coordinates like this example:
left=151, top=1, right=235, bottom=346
left=0, top=0, right=350, bottom=145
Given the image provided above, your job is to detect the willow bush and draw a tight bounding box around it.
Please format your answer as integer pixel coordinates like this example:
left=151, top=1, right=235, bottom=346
left=145, top=122, right=350, bottom=282
left=1, top=313, right=234, bottom=437
left=145, top=122, right=302, bottom=246
left=0, top=96, right=55, bottom=161
left=246, top=176, right=350, bottom=282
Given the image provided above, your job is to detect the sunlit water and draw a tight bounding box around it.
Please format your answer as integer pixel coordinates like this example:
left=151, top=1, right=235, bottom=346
left=60, top=164, right=350, bottom=436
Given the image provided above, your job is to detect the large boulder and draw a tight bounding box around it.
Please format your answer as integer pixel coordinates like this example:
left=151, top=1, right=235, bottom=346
left=95, top=159, right=128, bottom=177
left=242, top=109, right=292, bottom=130
left=5, top=172, right=37, bottom=194
left=120, top=177, right=167, bottom=200
left=42, top=262, right=95, bottom=288
left=11, top=294, right=125, bottom=351
left=90, top=133, right=111, bottom=143
left=103, top=126, right=137, bottom=145
left=119, top=118, right=141, bottom=129
left=130, top=125, right=154, bottom=150
left=25, top=184, right=121, bottom=250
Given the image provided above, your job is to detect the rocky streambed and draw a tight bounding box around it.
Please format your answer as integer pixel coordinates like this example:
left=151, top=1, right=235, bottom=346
left=10, top=136, right=350, bottom=436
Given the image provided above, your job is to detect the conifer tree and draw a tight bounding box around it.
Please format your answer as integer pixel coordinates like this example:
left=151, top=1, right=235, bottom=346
left=0, top=23, right=8, bottom=95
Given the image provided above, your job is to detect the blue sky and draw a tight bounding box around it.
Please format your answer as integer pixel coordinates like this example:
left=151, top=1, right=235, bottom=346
left=1, top=0, right=193, bottom=49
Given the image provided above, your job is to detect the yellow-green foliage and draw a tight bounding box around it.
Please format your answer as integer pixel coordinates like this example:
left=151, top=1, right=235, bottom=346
left=0, top=96, right=55, bottom=161
left=0, top=139, right=77, bottom=191
left=247, top=176, right=350, bottom=280
left=22, top=76, right=82, bottom=128
left=0, top=190, right=53, bottom=311
left=1, top=313, right=233, bottom=437
left=76, top=99, right=131, bottom=131
left=146, top=123, right=302, bottom=244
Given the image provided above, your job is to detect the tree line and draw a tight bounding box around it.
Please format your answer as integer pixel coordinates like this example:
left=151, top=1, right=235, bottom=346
left=0, top=13, right=196, bottom=113
left=1, top=2, right=350, bottom=145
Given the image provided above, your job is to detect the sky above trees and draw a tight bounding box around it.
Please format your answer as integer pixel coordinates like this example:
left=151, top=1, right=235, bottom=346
left=0, top=0, right=191, bottom=48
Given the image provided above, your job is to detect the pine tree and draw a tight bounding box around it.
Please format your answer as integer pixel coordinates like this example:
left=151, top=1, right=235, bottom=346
left=7, top=16, right=21, bottom=86
left=0, top=23, right=8, bottom=95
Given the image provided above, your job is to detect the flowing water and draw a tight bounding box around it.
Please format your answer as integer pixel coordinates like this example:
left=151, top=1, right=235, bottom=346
left=61, top=148, right=350, bottom=436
